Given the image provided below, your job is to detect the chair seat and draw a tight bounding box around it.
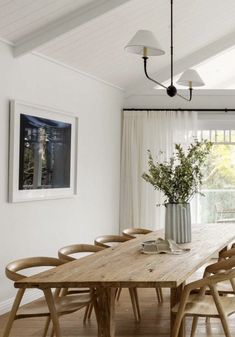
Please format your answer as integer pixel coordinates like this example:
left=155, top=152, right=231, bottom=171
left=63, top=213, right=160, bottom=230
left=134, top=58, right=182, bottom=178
left=216, top=280, right=234, bottom=293
left=17, top=293, right=92, bottom=318
left=172, top=294, right=235, bottom=317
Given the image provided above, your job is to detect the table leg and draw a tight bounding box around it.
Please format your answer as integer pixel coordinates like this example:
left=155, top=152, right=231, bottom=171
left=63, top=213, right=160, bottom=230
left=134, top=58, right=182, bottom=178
left=43, top=288, right=61, bottom=337
left=96, top=287, right=116, bottom=337
left=170, top=283, right=185, bottom=337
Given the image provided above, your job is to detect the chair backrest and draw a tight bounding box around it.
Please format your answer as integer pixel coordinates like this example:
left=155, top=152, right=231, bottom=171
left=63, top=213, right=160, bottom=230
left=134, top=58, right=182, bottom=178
left=206, top=259, right=235, bottom=294
left=205, top=255, right=235, bottom=276
left=122, top=227, right=152, bottom=238
left=186, top=257, right=235, bottom=297
left=219, top=247, right=235, bottom=260
left=5, top=257, right=64, bottom=281
left=58, top=243, right=105, bottom=262
left=94, top=235, right=131, bottom=248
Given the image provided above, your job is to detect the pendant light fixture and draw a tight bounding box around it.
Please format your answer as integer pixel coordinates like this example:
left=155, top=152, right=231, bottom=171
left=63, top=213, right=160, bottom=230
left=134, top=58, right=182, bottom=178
left=125, top=0, right=205, bottom=101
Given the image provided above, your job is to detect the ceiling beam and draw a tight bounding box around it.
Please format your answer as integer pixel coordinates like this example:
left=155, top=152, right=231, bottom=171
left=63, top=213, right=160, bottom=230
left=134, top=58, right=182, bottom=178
left=14, top=0, right=131, bottom=57
left=125, top=30, right=235, bottom=97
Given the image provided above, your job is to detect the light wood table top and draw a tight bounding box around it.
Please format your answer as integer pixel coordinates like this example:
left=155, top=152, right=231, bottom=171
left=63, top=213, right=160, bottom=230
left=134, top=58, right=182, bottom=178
left=15, top=223, right=235, bottom=290
left=14, top=223, right=235, bottom=337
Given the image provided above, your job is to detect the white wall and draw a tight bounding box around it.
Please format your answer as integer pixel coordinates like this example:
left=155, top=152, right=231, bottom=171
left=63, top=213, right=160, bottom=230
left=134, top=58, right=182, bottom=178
left=0, top=42, right=123, bottom=310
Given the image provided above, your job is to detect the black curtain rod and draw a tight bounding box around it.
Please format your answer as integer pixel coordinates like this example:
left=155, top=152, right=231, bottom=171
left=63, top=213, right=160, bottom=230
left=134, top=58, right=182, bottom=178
left=123, top=108, right=235, bottom=112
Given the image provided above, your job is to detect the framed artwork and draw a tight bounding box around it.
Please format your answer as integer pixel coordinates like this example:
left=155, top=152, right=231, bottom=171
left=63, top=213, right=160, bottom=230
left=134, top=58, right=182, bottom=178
left=9, top=100, right=78, bottom=202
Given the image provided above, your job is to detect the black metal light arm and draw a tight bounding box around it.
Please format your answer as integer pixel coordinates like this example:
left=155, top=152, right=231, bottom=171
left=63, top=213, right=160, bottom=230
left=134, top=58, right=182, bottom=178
left=143, top=56, right=193, bottom=101
left=176, top=88, right=193, bottom=102
left=143, top=56, right=167, bottom=90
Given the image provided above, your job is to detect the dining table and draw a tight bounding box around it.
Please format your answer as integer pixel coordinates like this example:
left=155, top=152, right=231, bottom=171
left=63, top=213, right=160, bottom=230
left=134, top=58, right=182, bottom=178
left=15, top=222, right=235, bottom=337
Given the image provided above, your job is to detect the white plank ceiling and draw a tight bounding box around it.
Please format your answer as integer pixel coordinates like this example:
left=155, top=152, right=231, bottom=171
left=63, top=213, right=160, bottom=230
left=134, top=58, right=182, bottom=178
left=0, top=0, right=235, bottom=90
left=0, top=0, right=95, bottom=42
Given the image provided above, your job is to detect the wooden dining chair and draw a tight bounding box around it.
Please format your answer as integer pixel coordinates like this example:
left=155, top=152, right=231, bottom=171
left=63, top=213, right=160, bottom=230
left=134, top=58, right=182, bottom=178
left=122, top=227, right=163, bottom=303
left=171, top=258, right=235, bottom=337
left=94, top=234, right=132, bottom=248
left=58, top=243, right=105, bottom=322
left=58, top=243, right=105, bottom=262
left=220, top=246, right=235, bottom=262
left=94, top=234, right=141, bottom=322
left=208, top=246, right=235, bottom=295
left=3, top=256, right=98, bottom=337
left=218, top=242, right=235, bottom=259
left=122, top=227, right=152, bottom=239
left=190, top=246, right=235, bottom=326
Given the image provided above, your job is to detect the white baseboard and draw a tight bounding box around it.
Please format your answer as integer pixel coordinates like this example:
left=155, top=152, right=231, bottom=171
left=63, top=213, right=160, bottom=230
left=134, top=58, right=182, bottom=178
left=0, top=289, right=41, bottom=315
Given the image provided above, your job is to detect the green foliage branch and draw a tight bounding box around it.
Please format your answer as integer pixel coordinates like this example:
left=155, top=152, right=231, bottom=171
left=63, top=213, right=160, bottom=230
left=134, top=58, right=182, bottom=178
left=142, top=140, right=212, bottom=204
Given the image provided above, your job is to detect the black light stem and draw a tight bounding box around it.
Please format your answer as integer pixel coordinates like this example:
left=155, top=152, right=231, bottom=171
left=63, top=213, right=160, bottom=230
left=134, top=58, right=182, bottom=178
left=170, top=0, right=174, bottom=86
left=143, top=56, right=192, bottom=101
left=141, top=0, right=193, bottom=101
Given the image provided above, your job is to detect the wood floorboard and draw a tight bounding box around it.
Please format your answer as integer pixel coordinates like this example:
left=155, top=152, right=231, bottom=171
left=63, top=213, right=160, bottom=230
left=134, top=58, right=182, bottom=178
left=0, top=287, right=235, bottom=337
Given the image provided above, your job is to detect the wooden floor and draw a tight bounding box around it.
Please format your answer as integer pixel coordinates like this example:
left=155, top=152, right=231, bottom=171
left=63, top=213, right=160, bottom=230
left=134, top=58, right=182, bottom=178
left=1, top=287, right=235, bottom=337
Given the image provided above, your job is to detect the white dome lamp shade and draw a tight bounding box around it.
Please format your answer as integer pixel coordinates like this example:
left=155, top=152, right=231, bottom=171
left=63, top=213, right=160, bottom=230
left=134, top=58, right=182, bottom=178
left=125, top=30, right=165, bottom=56
left=177, top=69, right=205, bottom=88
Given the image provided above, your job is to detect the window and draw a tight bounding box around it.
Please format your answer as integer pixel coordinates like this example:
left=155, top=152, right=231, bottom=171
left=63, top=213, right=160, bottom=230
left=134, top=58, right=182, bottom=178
left=196, top=126, right=235, bottom=223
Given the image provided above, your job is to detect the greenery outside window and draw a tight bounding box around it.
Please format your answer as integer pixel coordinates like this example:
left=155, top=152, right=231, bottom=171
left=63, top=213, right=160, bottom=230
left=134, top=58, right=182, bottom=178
left=197, top=129, right=235, bottom=223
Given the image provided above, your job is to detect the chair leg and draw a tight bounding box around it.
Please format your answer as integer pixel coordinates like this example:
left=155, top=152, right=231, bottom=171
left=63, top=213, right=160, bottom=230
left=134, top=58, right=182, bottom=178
left=93, top=297, right=100, bottom=323
left=83, top=304, right=90, bottom=323
left=171, top=314, right=184, bottom=337
left=156, top=287, right=160, bottom=302
left=190, top=317, right=199, bottom=337
left=3, top=289, right=25, bottom=337
left=59, top=288, right=68, bottom=297
left=210, top=286, right=232, bottom=337
left=42, top=317, right=51, bottom=337
left=43, top=289, right=61, bottom=337
left=129, top=288, right=140, bottom=322
left=49, top=314, right=62, bottom=337
left=116, top=288, right=122, bottom=301
left=133, top=288, right=141, bottom=321
left=49, top=328, right=53, bottom=337
left=88, top=303, right=93, bottom=319
left=220, top=317, right=232, bottom=337
left=50, top=326, right=55, bottom=337
left=156, top=287, right=163, bottom=303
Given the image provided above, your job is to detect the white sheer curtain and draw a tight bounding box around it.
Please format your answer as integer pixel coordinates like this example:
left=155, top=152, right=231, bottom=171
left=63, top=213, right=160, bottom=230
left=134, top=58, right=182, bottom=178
left=119, top=110, right=197, bottom=232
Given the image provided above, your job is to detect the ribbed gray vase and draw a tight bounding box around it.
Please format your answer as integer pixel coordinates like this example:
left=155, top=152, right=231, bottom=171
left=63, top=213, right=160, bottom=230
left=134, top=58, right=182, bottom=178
left=165, top=203, right=191, bottom=243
